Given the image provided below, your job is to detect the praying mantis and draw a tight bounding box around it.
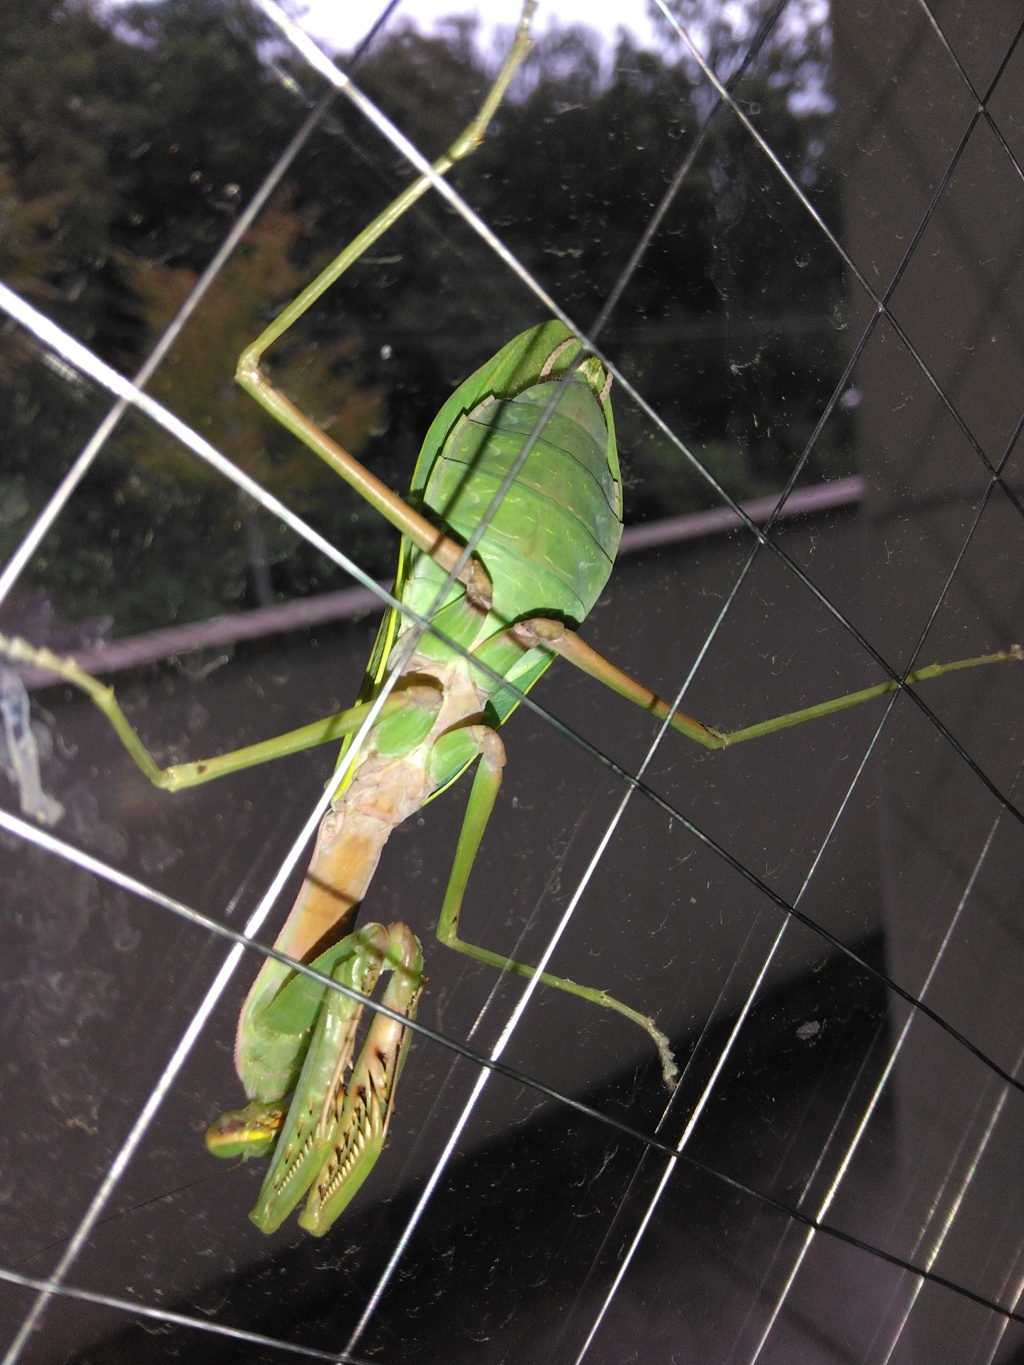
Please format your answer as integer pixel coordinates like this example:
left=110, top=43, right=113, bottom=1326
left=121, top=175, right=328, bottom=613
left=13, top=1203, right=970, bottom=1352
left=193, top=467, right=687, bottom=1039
left=1, top=2, right=1018, bottom=1240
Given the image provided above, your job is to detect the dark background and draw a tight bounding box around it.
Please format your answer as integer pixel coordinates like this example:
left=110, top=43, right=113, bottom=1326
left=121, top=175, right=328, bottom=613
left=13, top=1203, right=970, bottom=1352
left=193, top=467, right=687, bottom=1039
left=1, top=1, right=1023, bottom=1362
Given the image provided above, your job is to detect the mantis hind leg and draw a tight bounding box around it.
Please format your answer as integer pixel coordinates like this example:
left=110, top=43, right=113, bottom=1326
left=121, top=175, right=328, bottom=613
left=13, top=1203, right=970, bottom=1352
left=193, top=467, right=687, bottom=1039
left=430, top=725, right=679, bottom=1089
left=516, top=617, right=1021, bottom=751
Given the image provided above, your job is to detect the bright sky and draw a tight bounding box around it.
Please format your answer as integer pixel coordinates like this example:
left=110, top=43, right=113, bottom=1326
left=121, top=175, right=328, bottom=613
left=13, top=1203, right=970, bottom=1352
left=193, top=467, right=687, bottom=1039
left=299, top=0, right=668, bottom=57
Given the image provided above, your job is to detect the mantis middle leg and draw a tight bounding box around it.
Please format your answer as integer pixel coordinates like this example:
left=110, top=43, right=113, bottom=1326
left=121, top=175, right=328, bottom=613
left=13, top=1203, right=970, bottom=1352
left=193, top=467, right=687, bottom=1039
left=426, top=722, right=679, bottom=1088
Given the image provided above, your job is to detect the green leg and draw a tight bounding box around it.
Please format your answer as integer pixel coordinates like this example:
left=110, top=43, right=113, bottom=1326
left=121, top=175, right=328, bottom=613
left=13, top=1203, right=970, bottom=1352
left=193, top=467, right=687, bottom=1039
left=515, top=618, right=1023, bottom=751
left=430, top=725, right=679, bottom=1089
left=235, top=2, right=537, bottom=611
left=0, top=632, right=441, bottom=791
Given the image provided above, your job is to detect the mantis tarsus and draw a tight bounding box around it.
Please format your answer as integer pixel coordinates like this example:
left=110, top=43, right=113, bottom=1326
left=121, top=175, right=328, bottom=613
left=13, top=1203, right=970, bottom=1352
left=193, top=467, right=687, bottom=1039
left=2, top=1, right=1019, bottom=1238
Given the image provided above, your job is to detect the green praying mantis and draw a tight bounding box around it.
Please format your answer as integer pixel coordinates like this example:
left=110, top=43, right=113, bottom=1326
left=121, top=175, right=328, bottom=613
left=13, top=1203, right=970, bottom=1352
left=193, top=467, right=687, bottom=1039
left=2, top=2, right=1019, bottom=1238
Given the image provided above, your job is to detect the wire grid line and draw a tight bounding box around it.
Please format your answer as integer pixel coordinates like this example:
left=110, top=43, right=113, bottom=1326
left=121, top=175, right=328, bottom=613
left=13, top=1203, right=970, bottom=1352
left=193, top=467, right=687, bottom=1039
left=636, top=4, right=1024, bottom=823
left=4, top=762, right=1024, bottom=1360
left=6, top=787, right=1023, bottom=1358
left=5, top=788, right=1019, bottom=1260
left=0, top=0, right=1010, bottom=1261
left=224, top=16, right=1024, bottom=1362
left=655, top=0, right=1024, bottom=511
left=568, top=321, right=1024, bottom=1346
left=583, top=0, right=790, bottom=339
left=315, top=0, right=1024, bottom=849
left=258, top=0, right=1024, bottom=848
left=573, top=486, right=1024, bottom=1364
left=741, top=415, right=1024, bottom=1354
left=0, top=805, right=697, bottom=1161
left=728, top=749, right=1024, bottom=1364
left=0, top=89, right=328, bottom=613
left=2, top=263, right=1021, bottom=1098
left=0, top=0, right=1021, bottom=1359
left=0, top=0, right=413, bottom=619
left=858, top=766, right=1024, bottom=1361
left=0, top=1267, right=376, bottom=1365
left=573, top=655, right=917, bottom=1361
left=0, top=0, right=1021, bottom=1348
left=916, top=2, right=1024, bottom=182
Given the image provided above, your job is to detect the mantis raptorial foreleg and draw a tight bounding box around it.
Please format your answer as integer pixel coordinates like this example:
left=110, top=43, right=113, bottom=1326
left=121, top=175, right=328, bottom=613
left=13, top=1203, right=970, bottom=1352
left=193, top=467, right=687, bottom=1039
left=207, top=921, right=424, bottom=1236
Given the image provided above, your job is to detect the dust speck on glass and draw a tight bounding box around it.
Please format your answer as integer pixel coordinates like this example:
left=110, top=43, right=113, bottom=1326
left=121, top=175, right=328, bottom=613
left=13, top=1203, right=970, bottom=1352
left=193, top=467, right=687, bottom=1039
left=1, top=1, right=1022, bottom=1362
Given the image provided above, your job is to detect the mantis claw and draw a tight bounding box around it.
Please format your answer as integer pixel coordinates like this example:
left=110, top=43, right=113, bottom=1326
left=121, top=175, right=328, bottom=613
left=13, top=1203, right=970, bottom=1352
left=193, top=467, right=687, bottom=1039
left=231, top=923, right=424, bottom=1236
left=300, top=949, right=423, bottom=1235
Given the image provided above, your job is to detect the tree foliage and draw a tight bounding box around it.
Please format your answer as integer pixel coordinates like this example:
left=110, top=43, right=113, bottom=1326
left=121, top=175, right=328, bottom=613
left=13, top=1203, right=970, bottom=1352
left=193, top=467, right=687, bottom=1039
left=0, top=0, right=848, bottom=636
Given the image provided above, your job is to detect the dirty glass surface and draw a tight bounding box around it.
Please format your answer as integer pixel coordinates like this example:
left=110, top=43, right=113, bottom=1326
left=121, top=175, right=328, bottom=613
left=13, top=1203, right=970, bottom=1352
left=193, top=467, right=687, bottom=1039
left=1, top=1, right=1023, bottom=1361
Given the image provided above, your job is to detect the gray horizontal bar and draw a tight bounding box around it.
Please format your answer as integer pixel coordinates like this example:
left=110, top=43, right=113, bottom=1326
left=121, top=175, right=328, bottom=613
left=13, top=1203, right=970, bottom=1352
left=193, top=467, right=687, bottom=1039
left=619, top=474, right=865, bottom=554
left=18, top=476, right=864, bottom=686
